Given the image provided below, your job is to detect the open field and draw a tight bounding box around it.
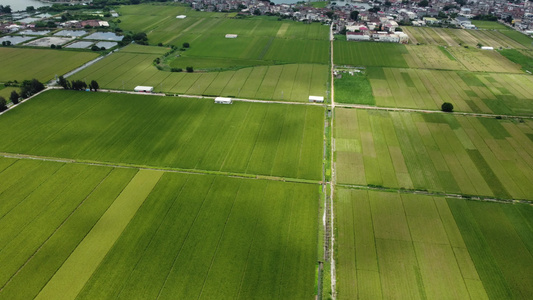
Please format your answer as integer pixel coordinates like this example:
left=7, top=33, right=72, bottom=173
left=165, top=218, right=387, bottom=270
left=403, top=45, right=465, bottom=70
left=0, top=90, right=324, bottom=180
left=0, top=48, right=99, bottom=82
left=498, top=48, right=533, bottom=73
left=334, top=72, right=374, bottom=105
left=0, top=157, right=319, bottom=299
left=446, top=46, right=522, bottom=73
left=472, top=21, right=510, bottom=30
left=117, top=4, right=329, bottom=65
left=367, top=67, right=533, bottom=115
left=336, top=188, right=533, bottom=299
left=71, top=52, right=329, bottom=101
left=403, top=26, right=531, bottom=49
left=335, top=108, right=533, bottom=200
left=333, top=41, right=409, bottom=68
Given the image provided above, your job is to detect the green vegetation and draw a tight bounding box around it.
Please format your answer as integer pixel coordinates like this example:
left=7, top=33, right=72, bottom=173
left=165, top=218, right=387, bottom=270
left=0, top=157, right=319, bottom=299
left=367, top=67, right=533, bottom=115
left=471, top=21, right=509, bottom=30
left=337, top=189, right=533, bottom=299
left=0, top=48, right=98, bottom=82
left=0, top=90, right=324, bottom=180
left=334, top=41, right=409, bottom=68
left=498, top=48, right=533, bottom=73
left=335, top=109, right=533, bottom=200
left=499, top=29, right=533, bottom=49
left=334, top=72, right=374, bottom=105
left=71, top=52, right=329, bottom=101
left=309, top=1, right=328, bottom=8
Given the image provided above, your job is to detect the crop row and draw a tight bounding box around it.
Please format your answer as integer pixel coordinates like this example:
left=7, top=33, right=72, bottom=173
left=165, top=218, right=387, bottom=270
left=335, top=109, right=533, bottom=200
left=0, top=90, right=324, bottom=180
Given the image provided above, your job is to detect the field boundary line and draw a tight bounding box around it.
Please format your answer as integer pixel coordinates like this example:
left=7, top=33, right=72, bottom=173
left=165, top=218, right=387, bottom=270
left=0, top=152, right=322, bottom=185
left=336, top=183, right=533, bottom=204
left=335, top=103, right=533, bottom=120
left=35, top=169, right=163, bottom=300
left=155, top=177, right=217, bottom=300
left=197, top=183, right=242, bottom=300
left=0, top=168, right=115, bottom=293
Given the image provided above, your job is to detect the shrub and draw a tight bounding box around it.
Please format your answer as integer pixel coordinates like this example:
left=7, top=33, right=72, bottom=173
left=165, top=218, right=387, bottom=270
left=441, top=102, right=454, bottom=112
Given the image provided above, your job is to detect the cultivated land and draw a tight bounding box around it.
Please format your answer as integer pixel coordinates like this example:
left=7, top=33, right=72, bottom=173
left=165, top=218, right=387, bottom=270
left=68, top=4, right=330, bottom=101
left=0, top=90, right=324, bottom=180
left=0, top=48, right=99, bottom=82
left=2, top=4, right=533, bottom=299
left=71, top=51, right=329, bottom=101
left=335, top=108, right=533, bottom=200
left=336, top=189, right=533, bottom=299
left=0, top=157, right=319, bottom=299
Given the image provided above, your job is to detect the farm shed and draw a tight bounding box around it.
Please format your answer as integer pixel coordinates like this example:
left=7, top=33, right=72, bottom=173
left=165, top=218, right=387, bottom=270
left=134, top=86, right=154, bottom=93
left=225, top=34, right=238, bottom=38
left=309, top=96, right=324, bottom=103
left=481, top=46, right=494, bottom=50
left=176, top=15, right=187, bottom=19
left=215, top=97, right=232, bottom=104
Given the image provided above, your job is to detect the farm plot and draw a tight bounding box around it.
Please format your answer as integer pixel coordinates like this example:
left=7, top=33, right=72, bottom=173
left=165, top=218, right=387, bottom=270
left=447, top=198, right=533, bottom=299
left=333, top=41, right=409, bottom=68
left=336, top=188, right=533, bottom=299
left=0, top=90, right=324, bottom=180
left=0, top=48, right=98, bottom=82
left=334, top=72, right=374, bottom=105
left=74, top=173, right=319, bottom=300
left=0, top=158, right=139, bottom=300
left=472, top=21, right=510, bottom=30
left=446, top=46, right=523, bottom=73
left=367, top=67, right=533, bottom=115
left=335, top=108, right=533, bottom=200
left=403, top=45, right=465, bottom=70
left=71, top=52, right=328, bottom=101
left=0, top=157, right=320, bottom=299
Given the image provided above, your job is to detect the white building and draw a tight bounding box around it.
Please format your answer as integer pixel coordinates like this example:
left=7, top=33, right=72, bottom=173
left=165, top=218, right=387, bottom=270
left=225, top=34, right=238, bottom=38
left=215, top=97, right=232, bottom=104
left=134, top=86, right=153, bottom=93
left=309, top=96, right=324, bottom=103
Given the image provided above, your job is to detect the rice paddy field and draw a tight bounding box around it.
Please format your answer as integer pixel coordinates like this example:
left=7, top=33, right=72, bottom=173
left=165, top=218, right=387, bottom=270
left=0, top=48, right=99, bottom=82
left=402, top=26, right=533, bottom=49
left=367, top=67, right=533, bottom=115
left=116, top=4, right=329, bottom=66
left=334, top=108, right=533, bottom=200
left=0, top=90, right=324, bottom=180
left=0, top=157, right=319, bottom=299
left=71, top=51, right=329, bottom=101
left=336, top=189, right=533, bottom=299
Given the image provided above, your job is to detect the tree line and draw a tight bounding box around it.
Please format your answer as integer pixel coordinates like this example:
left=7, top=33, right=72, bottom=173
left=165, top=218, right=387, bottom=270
left=57, top=76, right=99, bottom=91
left=0, top=79, right=45, bottom=112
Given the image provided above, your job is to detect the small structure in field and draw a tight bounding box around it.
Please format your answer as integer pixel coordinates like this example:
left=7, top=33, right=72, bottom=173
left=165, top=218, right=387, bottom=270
left=134, top=86, right=153, bottom=93
left=309, top=96, right=324, bottom=103
left=481, top=46, right=494, bottom=50
left=176, top=15, right=187, bottom=19
left=225, top=34, right=238, bottom=38
left=215, top=97, right=232, bottom=104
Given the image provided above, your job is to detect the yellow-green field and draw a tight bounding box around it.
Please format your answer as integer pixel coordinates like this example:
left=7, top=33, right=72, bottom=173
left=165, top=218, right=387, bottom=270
left=0, top=48, right=99, bottom=82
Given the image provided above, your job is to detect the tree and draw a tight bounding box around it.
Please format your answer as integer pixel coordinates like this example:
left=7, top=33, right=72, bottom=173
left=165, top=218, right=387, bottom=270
left=326, top=11, right=334, bottom=19
left=89, top=80, right=99, bottom=91
left=91, top=45, right=100, bottom=51
left=183, top=42, right=190, bottom=48
left=418, top=0, right=429, bottom=7
left=26, top=6, right=35, bottom=13
left=186, top=66, right=194, bottom=73
left=10, top=91, right=19, bottom=104
left=71, top=80, right=87, bottom=91
left=57, top=76, right=70, bottom=89
left=441, top=102, right=454, bottom=112
left=20, top=79, right=45, bottom=98
left=0, top=5, right=12, bottom=14
left=253, top=9, right=261, bottom=16
left=0, top=97, right=7, bottom=112
left=350, top=11, right=359, bottom=21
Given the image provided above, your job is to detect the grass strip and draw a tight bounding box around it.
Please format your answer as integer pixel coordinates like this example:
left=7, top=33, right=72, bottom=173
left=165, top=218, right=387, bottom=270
left=35, top=169, right=163, bottom=300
